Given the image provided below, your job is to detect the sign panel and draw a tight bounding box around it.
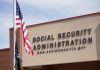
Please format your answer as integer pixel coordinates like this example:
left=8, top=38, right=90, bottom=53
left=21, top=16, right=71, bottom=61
left=22, top=13, right=100, bottom=67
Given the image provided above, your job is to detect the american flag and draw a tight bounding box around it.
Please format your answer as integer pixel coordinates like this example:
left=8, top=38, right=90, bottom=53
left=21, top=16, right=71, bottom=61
left=16, top=1, right=33, bottom=55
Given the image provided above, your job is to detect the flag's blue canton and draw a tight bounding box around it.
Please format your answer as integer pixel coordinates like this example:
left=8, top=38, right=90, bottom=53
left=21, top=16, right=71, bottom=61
left=16, top=1, right=23, bottom=19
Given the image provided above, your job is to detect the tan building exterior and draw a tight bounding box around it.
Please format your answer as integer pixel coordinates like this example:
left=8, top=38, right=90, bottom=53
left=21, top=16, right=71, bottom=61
left=0, top=12, right=100, bottom=70
left=0, top=48, right=12, bottom=70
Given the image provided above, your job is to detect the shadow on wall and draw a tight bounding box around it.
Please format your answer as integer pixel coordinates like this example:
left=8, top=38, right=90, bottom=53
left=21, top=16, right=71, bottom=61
left=95, top=22, right=100, bottom=59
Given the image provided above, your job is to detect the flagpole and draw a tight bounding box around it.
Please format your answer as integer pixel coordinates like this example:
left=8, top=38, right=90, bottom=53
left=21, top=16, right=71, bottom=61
left=13, top=0, right=16, bottom=70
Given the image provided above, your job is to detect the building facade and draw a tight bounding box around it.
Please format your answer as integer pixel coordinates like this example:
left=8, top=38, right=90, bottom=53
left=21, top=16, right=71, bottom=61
left=0, top=12, right=100, bottom=70
left=0, top=48, right=12, bottom=70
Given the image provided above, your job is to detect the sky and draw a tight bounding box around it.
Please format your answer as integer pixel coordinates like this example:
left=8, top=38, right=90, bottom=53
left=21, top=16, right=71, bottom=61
left=0, top=0, right=100, bottom=49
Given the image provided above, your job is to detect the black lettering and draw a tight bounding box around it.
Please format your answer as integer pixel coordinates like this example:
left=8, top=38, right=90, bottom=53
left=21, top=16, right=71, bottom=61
left=33, top=45, right=37, bottom=50
left=47, top=35, right=51, bottom=41
left=83, top=29, right=87, bottom=36
left=82, top=38, right=87, bottom=45
left=33, top=37, right=36, bottom=43
left=41, top=36, right=44, bottom=41
left=51, top=35, right=54, bottom=41
left=88, top=37, right=92, bottom=44
left=54, top=42, right=57, bottom=48
left=58, top=33, right=61, bottom=40
left=75, top=39, right=78, bottom=45
left=37, top=37, right=40, bottom=43
left=70, top=40, right=74, bottom=46
left=80, top=30, right=83, bottom=36
left=66, top=40, right=69, bottom=46
left=88, top=28, right=92, bottom=35
left=58, top=42, right=61, bottom=48
left=76, top=30, right=80, bottom=37
left=71, top=31, right=75, bottom=38
left=67, top=32, right=70, bottom=38
left=37, top=52, right=40, bottom=55
left=42, top=44, right=46, bottom=50
left=62, top=32, right=66, bottom=39
left=62, top=41, right=65, bottom=47
left=50, top=43, right=53, bottom=49
left=37, top=44, right=41, bottom=50
left=79, top=39, right=82, bottom=45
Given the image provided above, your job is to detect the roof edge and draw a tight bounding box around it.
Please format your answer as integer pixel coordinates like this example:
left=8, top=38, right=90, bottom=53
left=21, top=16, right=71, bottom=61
left=10, top=12, right=100, bottom=30
left=0, top=48, right=10, bottom=51
left=27, top=12, right=100, bottom=28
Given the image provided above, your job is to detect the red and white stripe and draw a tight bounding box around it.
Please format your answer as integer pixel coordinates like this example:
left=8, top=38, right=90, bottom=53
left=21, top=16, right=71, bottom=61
left=16, top=15, right=33, bottom=55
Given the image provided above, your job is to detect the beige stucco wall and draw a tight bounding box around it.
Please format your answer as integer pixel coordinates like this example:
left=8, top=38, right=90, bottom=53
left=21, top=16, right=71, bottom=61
left=22, top=13, right=100, bottom=67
